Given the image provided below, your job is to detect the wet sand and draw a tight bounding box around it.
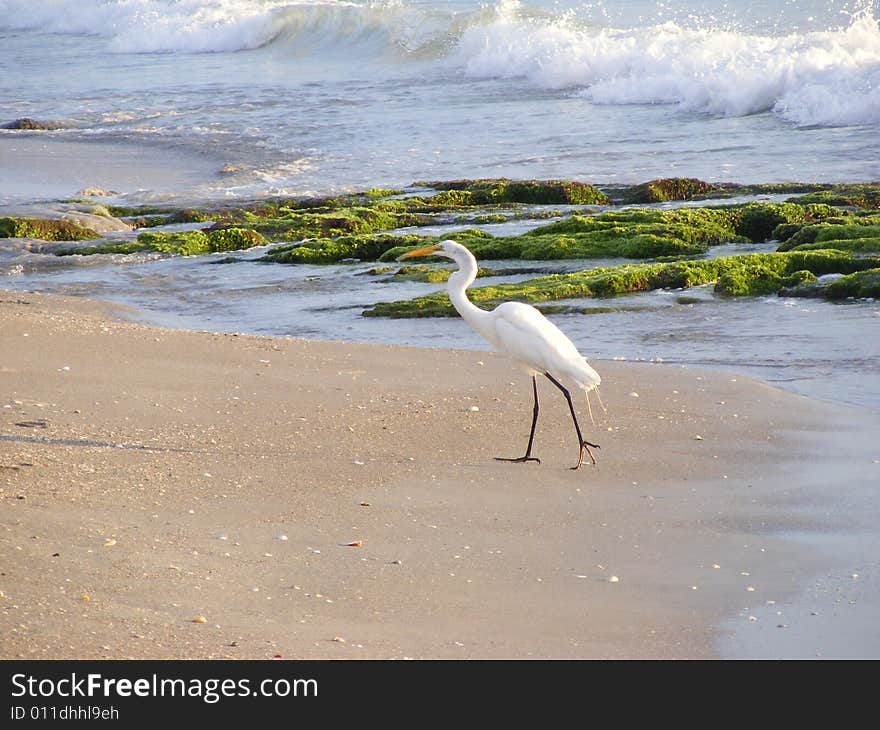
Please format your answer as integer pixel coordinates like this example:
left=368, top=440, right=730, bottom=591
left=1, top=290, right=878, bottom=659
left=0, top=135, right=225, bottom=209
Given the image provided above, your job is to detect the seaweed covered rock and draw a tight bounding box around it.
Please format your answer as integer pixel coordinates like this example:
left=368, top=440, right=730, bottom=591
left=138, top=227, right=266, bottom=255
left=261, top=234, right=430, bottom=264
left=135, top=230, right=212, bottom=256
left=59, top=227, right=268, bottom=257
left=771, top=222, right=808, bottom=244
left=622, top=177, right=719, bottom=203
left=416, top=178, right=611, bottom=206
left=823, top=268, right=880, bottom=298
left=205, top=227, right=266, bottom=251
left=791, top=184, right=880, bottom=210
left=445, top=207, right=741, bottom=260
left=241, top=206, right=429, bottom=241
left=733, top=203, right=806, bottom=243
left=363, top=250, right=880, bottom=317
left=777, top=222, right=880, bottom=253
left=0, top=217, right=101, bottom=241
left=714, top=262, right=786, bottom=296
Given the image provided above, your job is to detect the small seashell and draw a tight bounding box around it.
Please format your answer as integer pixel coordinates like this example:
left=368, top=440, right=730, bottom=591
left=81, top=593, right=90, bottom=602
left=694, top=435, right=703, bottom=440
left=467, top=406, right=480, bottom=412
left=359, top=502, right=371, bottom=507
left=746, top=586, right=755, bottom=592
left=608, top=575, right=620, bottom=583
left=332, top=636, right=346, bottom=643
left=346, top=540, right=363, bottom=547
left=192, top=616, right=207, bottom=624
left=103, top=539, right=116, bottom=548
left=276, top=534, right=288, bottom=541
left=629, top=392, right=639, bottom=398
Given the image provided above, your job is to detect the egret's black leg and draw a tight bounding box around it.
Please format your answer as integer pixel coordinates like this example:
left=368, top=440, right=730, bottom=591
left=495, top=375, right=541, bottom=464
left=544, top=372, right=600, bottom=470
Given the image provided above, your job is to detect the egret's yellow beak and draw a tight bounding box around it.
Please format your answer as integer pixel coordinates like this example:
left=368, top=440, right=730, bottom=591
left=397, top=244, right=441, bottom=261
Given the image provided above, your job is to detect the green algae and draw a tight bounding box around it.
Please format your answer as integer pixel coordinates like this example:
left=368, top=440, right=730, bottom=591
left=790, top=184, right=880, bottom=210
left=232, top=206, right=429, bottom=241
left=364, top=188, right=404, bottom=198
left=0, top=217, right=101, bottom=241
left=365, top=263, right=552, bottom=283
left=56, top=240, right=152, bottom=256
left=380, top=265, right=491, bottom=283
left=621, top=177, right=721, bottom=203
left=57, top=227, right=266, bottom=257
left=784, top=237, right=880, bottom=254
left=824, top=268, right=880, bottom=298
left=415, top=178, right=611, bottom=206
left=278, top=202, right=840, bottom=267
left=44, top=180, right=877, bottom=269
left=777, top=222, right=880, bottom=253
left=438, top=207, right=742, bottom=261
left=363, top=250, right=880, bottom=317
left=731, top=202, right=838, bottom=243
left=205, top=227, right=267, bottom=251
left=261, top=234, right=430, bottom=264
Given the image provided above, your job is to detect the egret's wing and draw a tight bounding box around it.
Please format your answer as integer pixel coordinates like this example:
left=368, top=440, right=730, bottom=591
left=491, top=302, right=599, bottom=389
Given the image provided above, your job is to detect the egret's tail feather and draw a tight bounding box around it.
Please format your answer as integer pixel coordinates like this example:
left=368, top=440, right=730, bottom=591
left=559, top=357, right=601, bottom=393
left=595, top=387, right=608, bottom=415
left=585, top=387, right=596, bottom=426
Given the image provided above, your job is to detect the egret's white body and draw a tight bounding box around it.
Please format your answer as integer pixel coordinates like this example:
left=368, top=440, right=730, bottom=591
left=400, top=240, right=602, bottom=469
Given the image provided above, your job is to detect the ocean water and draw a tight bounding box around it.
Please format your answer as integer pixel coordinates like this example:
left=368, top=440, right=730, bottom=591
left=1, top=0, right=879, bottom=413
left=2, top=0, right=880, bottom=200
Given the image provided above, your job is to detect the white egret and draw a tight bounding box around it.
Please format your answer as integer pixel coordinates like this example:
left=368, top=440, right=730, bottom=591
left=399, top=240, right=602, bottom=470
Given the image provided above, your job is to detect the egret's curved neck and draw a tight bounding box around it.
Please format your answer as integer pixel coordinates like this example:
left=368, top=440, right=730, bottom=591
left=446, top=249, right=495, bottom=340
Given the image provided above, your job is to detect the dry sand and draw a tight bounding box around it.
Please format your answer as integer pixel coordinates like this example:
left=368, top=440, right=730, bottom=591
left=1, top=290, right=878, bottom=659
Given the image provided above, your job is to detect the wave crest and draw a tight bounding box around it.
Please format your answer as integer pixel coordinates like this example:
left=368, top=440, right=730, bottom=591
left=2, top=0, right=878, bottom=126
left=454, top=2, right=880, bottom=125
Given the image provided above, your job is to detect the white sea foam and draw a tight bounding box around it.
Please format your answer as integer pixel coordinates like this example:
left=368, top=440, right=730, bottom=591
left=452, top=1, right=880, bottom=126
left=1, top=0, right=877, bottom=128
left=0, top=0, right=359, bottom=53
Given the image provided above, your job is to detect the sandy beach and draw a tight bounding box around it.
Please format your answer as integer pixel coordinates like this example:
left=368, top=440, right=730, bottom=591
left=2, top=289, right=877, bottom=659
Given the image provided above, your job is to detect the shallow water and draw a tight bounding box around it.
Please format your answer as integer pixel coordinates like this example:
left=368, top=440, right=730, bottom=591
left=1, top=0, right=879, bottom=415
left=3, top=229, right=879, bottom=414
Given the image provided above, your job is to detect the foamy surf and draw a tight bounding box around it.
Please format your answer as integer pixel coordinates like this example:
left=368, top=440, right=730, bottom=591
left=453, top=2, right=880, bottom=125
left=3, top=0, right=877, bottom=126
left=2, top=1, right=879, bottom=204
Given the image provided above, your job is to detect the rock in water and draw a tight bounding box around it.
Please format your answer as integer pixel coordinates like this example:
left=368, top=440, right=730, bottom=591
left=1, top=118, right=65, bottom=130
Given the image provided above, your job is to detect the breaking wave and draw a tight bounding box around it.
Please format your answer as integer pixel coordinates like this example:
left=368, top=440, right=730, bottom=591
left=1, top=0, right=878, bottom=126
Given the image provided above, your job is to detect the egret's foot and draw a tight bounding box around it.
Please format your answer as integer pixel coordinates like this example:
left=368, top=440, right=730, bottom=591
left=495, top=455, right=541, bottom=465
left=571, top=441, right=600, bottom=470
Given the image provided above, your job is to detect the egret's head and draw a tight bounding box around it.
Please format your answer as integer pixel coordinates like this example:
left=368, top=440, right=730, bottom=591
left=396, top=240, right=458, bottom=261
